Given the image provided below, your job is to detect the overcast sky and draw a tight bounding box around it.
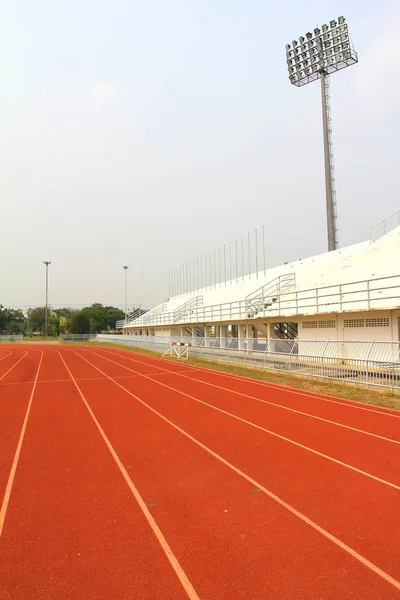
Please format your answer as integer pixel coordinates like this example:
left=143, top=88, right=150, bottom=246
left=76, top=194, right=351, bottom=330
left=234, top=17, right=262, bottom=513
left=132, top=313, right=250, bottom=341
left=1, top=0, right=399, bottom=310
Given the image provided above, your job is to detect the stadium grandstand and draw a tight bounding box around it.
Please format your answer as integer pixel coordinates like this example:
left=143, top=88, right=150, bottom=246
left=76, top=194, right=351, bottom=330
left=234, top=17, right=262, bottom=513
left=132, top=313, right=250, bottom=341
left=121, top=211, right=400, bottom=365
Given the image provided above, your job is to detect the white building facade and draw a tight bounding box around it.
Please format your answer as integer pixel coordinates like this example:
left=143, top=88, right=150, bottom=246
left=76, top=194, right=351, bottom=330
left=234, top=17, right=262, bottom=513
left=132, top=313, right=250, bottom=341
left=123, top=220, right=400, bottom=362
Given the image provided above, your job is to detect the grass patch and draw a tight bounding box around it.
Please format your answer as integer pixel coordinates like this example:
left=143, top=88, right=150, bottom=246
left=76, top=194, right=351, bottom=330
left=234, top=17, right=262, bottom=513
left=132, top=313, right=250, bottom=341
left=61, top=340, right=400, bottom=411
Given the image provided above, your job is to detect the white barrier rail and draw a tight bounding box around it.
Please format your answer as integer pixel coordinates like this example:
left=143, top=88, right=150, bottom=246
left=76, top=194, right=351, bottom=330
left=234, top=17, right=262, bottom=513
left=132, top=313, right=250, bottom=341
left=370, top=210, right=400, bottom=242
left=0, top=335, right=24, bottom=343
left=125, top=274, right=400, bottom=328
left=96, top=334, right=400, bottom=391
left=60, top=334, right=99, bottom=342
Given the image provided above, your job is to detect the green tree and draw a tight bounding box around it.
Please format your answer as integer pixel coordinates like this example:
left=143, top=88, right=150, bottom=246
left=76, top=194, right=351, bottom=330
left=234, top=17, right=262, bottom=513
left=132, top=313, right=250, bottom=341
left=81, top=304, right=106, bottom=333
left=0, top=306, right=26, bottom=334
left=53, top=308, right=78, bottom=333
left=48, top=314, right=60, bottom=336
left=8, top=309, right=26, bottom=334
left=0, top=305, right=7, bottom=332
left=70, top=311, right=91, bottom=334
left=104, top=306, right=125, bottom=330
left=27, top=307, right=46, bottom=334
left=59, top=316, right=68, bottom=334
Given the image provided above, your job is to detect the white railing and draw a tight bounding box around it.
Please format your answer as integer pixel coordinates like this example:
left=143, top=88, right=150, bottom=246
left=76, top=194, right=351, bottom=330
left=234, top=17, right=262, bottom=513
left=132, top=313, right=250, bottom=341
left=245, top=273, right=295, bottom=316
left=173, top=296, right=203, bottom=322
left=60, top=334, right=99, bottom=341
left=124, top=274, right=400, bottom=328
left=126, top=306, right=157, bottom=326
left=96, top=334, right=400, bottom=391
left=0, top=335, right=24, bottom=342
left=370, top=210, right=400, bottom=242
left=107, top=334, right=400, bottom=362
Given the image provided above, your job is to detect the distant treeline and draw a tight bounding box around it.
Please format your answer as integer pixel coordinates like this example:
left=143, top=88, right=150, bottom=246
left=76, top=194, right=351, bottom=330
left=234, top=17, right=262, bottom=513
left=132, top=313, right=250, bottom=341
left=0, top=304, right=143, bottom=335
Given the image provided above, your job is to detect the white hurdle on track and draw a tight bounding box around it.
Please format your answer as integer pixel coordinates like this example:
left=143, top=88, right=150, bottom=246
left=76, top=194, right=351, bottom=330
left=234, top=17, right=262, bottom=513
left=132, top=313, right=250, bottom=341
left=162, top=342, right=192, bottom=360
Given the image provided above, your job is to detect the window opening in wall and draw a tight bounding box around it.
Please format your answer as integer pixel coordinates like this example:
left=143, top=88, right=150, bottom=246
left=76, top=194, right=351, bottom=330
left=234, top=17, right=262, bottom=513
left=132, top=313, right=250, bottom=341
left=318, top=320, right=336, bottom=328
left=302, top=321, right=318, bottom=329
left=365, top=317, right=390, bottom=327
left=343, top=319, right=365, bottom=328
left=303, top=320, right=336, bottom=329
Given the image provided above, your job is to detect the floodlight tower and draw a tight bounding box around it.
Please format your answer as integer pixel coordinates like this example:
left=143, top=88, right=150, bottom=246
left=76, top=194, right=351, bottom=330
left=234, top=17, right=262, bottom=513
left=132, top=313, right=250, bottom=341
left=285, top=16, right=358, bottom=251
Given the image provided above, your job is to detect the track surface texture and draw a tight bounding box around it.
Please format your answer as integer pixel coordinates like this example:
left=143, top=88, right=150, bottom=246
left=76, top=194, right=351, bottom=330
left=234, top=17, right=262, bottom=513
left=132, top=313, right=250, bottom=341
left=0, top=345, right=399, bottom=599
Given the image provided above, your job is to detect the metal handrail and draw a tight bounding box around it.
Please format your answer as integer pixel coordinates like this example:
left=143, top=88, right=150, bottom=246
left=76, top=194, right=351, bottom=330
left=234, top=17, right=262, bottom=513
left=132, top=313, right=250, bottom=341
left=173, top=295, right=203, bottom=322
left=245, top=273, right=295, bottom=316
left=369, top=210, right=400, bottom=242
left=125, top=274, right=400, bottom=328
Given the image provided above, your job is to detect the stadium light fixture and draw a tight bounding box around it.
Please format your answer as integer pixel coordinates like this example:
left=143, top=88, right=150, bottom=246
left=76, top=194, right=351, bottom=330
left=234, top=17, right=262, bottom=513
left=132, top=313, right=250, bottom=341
left=285, top=16, right=358, bottom=251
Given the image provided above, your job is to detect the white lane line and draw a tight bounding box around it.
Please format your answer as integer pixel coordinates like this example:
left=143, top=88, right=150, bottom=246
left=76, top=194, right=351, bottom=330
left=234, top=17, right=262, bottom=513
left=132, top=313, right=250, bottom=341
left=102, top=346, right=400, bottom=418
left=0, top=352, right=28, bottom=383
left=0, top=352, right=43, bottom=536
left=0, top=381, right=34, bottom=387
left=0, top=351, right=12, bottom=362
left=58, top=351, right=200, bottom=600
left=188, top=367, right=400, bottom=418
left=71, top=350, right=400, bottom=594
left=78, top=349, right=400, bottom=492
left=0, top=368, right=204, bottom=387
left=88, top=348, right=400, bottom=446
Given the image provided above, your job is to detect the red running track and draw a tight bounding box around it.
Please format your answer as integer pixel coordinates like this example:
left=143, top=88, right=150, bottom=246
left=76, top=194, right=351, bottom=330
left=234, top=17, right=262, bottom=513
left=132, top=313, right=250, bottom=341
left=0, top=345, right=399, bottom=599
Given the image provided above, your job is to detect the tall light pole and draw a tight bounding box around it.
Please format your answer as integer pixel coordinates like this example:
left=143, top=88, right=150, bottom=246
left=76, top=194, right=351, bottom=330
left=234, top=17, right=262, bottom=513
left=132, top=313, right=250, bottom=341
left=43, top=261, right=51, bottom=336
left=123, top=266, right=129, bottom=324
left=285, top=16, right=358, bottom=251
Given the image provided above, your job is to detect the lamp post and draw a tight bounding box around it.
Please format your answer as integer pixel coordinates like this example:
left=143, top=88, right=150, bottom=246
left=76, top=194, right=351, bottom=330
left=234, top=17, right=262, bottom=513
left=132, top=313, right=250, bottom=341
left=123, top=266, right=129, bottom=324
left=285, top=16, right=358, bottom=251
left=43, top=261, right=51, bottom=336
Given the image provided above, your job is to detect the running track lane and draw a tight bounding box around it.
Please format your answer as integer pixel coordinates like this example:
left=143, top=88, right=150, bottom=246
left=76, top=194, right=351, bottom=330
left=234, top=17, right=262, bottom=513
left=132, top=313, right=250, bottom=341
left=65, top=348, right=400, bottom=598
left=0, top=350, right=12, bottom=362
left=95, top=346, right=400, bottom=436
left=75, top=348, right=400, bottom=584
left=0, top=349, right=30, bottom=384
left=0, top=349, right=196, bottom=600
left=0, top=350, right=42, bottom=508
left=87, top=348, right=400, bottom=487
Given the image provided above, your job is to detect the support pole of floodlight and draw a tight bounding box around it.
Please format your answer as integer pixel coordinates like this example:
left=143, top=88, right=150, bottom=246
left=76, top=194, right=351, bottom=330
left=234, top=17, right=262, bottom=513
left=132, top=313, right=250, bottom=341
left=123, top=265, right=129, bottom=324
left=320, top=69, right=337, bottom=251
left=43, top=261, right=51, bottom=336
left=285, top=16, right=358, bottom=252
